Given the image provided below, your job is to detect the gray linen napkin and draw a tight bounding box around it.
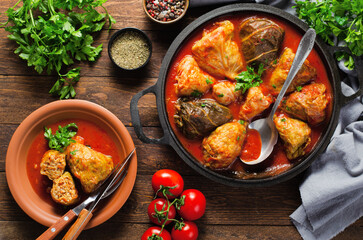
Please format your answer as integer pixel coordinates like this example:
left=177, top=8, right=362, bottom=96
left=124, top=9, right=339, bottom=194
left=190, top=1, right=363, bottom=239
left=290, top=82, right=363, bottom=240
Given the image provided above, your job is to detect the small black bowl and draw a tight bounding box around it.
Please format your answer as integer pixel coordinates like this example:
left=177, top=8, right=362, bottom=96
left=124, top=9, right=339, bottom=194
left=108, top=28, right=152, bottom=71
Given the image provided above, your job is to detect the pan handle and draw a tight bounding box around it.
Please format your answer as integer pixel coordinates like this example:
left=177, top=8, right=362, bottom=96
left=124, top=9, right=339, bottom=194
left=328, top=46, right=363, bottom=106
left=130, top=85, right=170, bottom=145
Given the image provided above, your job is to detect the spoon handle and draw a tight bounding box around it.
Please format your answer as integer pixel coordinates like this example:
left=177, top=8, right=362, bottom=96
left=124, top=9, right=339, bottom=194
left=269, top=28, right=316, bottom=119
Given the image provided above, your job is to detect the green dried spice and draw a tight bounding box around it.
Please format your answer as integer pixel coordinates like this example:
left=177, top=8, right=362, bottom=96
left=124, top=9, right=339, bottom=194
left=110, top=31, right=150, bottom=69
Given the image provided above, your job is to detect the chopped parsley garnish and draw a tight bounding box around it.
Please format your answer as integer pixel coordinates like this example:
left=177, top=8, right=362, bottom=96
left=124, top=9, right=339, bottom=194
left=235, top=64, right=265, bottom=93
left=191, top=90, right=203, bottom=98
left=201, top=103, right=206, bottom=107
left=238, top=120, right=245, bottom=125
left=217, top=93, right=224, bottom=97
left=44, top=123, right=78, bottom=152
left=273, top=59, right=278, bottom=64
left=272, top=84, right=277, bottom=89
left=286, top=106, right=291, bottom=111
left=70, top=149, right=79, bottom=155
left=281, top=118, right=286, bottom=122
left=296, top=86, right=303, bottom=92
left=206, top=78, right=213, bottom=84
left=237, top=136, right=240, bottom=141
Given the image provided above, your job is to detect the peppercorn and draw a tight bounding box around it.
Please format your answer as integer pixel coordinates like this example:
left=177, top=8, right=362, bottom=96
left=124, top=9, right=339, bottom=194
left=145, top=0, right=186, bottom=22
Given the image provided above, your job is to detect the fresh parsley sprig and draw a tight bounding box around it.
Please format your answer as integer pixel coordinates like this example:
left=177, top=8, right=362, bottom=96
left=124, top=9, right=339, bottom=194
left=1, top=0, right=115, bottom=99
left=295, top=0, right=363, bottom=70
left=235, top=64, right=265, bottom=93
left=44, top=123, right=78, bottom=152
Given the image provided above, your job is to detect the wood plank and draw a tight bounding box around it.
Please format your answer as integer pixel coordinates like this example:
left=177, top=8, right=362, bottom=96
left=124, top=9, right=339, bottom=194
left=0, top=0, right=214, bottom=31
left=0, top=171, right=311, bottom=225
left=0, top=1, right=216, bottom=79
left=0, top=126, right=191, bottom=173
left=0, top=221, right=362, bottom=240
left=0, top=75, right=160, bottom=125
left=3, top=168, right=362, bottom=226
left=0, top=29, right=175, bottom=78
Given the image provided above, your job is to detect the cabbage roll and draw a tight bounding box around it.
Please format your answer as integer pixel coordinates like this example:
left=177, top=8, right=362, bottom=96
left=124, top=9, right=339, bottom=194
left=65, top=142, right=114, bottom=193
left=240, top=18, right=285, bottom=66
left=175, top=55, right=214, bottom=97
left=269, top=48, right=317, bottom=95
left=192, top=20, right=244, bottom=80
left=174, top=99, right=233, bottom=139
left=283, top=83, right=329, bottom=125
left=202, top=121, right=248, bottom=170
left=273, top=113, right=311, bottom=160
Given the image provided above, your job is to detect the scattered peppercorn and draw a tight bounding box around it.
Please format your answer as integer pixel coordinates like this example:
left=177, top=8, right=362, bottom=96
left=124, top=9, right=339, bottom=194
left=145, top=0, right=186, bottom=22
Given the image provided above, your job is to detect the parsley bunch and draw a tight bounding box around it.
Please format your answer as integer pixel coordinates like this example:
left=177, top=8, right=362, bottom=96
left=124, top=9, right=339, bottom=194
left=235, top=64, right=265, bottom=93
left=1, top=0, right=115, bottom=99
left=295, top=0, right=363, bottom=70
left=44, top=123, right=78, bottom=152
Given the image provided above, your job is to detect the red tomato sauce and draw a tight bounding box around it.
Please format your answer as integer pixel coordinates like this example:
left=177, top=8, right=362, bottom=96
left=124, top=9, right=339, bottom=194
left=240, top=129, right=262, bottom=162
left=26, top=119, right=120, bottom=207
left=165, top=14, right=333, bottom=179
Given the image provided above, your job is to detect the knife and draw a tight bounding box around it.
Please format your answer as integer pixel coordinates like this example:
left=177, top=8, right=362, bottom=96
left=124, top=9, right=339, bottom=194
left=36, top=148, right=135, bottom=240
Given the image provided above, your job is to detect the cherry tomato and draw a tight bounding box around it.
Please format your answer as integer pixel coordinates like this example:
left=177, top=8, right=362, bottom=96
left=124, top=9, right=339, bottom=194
left=147, top=198, right=176, bottom=226
left=152, top=169, right=184, bottom=199
left=178, top=189, right=206, bottom=221
left=171, top=221, right=198, bottom=240
left=141, top=226, right=171, bottom=240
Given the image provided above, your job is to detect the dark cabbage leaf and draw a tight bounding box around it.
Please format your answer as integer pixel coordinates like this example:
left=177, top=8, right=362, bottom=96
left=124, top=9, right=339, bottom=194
left=240, top=18, right=284, bottom=66
left=174, top=99, right=233, bottom=139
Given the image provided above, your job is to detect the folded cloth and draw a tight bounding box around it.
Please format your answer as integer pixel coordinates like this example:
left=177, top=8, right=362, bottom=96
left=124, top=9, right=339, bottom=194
left=290, top=82, right=363, bottom=240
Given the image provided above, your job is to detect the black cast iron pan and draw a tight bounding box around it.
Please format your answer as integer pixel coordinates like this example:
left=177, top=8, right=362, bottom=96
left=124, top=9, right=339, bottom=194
left=130, top=3, right=363, bottom=187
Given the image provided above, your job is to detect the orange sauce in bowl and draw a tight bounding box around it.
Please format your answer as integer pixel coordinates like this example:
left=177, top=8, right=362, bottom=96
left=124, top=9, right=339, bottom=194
left=26, top=119, right=120, bottom=207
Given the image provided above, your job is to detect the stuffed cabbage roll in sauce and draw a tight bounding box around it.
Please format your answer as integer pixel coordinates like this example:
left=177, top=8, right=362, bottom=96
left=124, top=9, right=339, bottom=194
left=192, top=20, right=243, bottom=80
left=239, top=86, right=274, bottom=120
left=174, top=99, right=233, bottom=139
left=65, top=142, right=114, bottom=193
left=212, top=81, right=241, bottom=105
left=240, top=18, right=284, bottom=66
left=269, top=48, right=317, bottom=95
left=202, top=121, right=248, bottom=170
left=51, top=171, right=79, bottom=206
left=40, top=150, right=66, bottom=181
left=273, top=113, right=311, bottom=160
left=283, top=83, right=329, bottom=125
left=175, top=55, right=214, bottom=97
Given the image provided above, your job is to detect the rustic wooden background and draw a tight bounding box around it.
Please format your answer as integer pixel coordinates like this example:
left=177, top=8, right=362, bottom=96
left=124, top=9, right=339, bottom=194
left=0, top=0, right=362, bottom=239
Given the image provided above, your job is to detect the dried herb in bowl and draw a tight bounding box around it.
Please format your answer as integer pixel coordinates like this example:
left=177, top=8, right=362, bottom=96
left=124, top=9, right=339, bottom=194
left=109, top=29, right=152, bottom=70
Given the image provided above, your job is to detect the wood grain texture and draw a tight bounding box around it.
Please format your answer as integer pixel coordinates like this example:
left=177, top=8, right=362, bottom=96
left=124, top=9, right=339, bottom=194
left=1, top=221, right=362, bottom=240
left=0, top=0, right=362, bottom=239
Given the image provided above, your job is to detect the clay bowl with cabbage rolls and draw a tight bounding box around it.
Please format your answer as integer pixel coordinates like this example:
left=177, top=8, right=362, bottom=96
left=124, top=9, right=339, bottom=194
left=131, top=3, right=363, bottom=187
left=6, top=100, right=137, bottom=227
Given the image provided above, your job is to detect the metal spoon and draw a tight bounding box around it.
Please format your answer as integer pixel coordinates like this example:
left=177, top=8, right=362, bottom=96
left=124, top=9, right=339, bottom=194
left=241, top=28, right=316, bottom=165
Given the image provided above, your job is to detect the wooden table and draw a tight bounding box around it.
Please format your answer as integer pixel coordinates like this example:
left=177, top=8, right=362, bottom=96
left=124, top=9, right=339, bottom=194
left=0, top=1, right=362, bottom=239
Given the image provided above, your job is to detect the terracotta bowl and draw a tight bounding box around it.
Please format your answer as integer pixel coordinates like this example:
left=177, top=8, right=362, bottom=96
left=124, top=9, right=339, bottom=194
left=6, top=100, right=137, bottom=228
